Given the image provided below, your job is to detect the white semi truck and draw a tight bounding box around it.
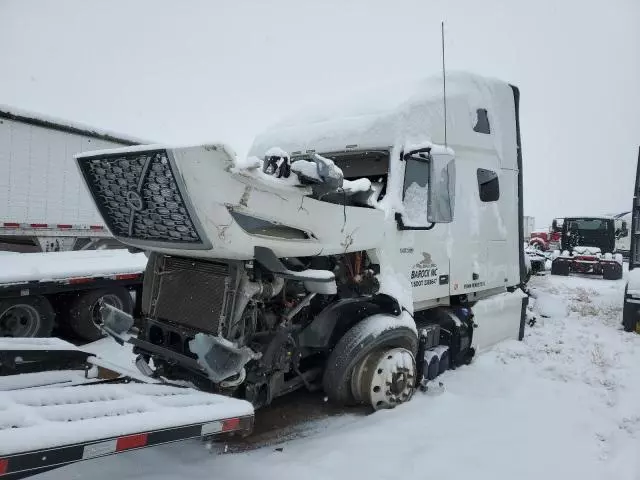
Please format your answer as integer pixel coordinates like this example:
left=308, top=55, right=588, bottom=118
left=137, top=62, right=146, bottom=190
left=0, top=104, right=147, bottom=252
left=73, top=71, right=528, bottom=411
left=1, top=71, right=528, bottom=477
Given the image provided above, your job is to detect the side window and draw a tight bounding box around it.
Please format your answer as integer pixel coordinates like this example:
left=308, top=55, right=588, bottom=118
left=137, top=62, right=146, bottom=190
left=477, top=168, right=499, bottom=202
left=473, top=108, right=491, bottom=134
left=402, top=157, right=430, bottom=226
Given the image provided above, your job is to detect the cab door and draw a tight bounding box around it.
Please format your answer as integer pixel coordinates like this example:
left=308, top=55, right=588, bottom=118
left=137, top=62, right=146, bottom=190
left=394, top=149, right=455, bottom=308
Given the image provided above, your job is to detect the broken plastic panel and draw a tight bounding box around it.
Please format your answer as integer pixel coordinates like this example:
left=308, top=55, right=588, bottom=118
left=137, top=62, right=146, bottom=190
left=99, top=302, right=135, bottom=344
left=189, top=334, right=260, bottom=383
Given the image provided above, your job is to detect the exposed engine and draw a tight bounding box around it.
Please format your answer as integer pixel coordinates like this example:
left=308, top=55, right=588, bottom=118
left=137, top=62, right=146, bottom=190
left=132, top=249, right=381, bottom=406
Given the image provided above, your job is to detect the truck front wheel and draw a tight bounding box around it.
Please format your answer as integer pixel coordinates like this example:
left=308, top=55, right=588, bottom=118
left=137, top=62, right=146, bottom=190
left=322, top=314, right=418, bottom=410
left=67, top=287, right=134, bottom=342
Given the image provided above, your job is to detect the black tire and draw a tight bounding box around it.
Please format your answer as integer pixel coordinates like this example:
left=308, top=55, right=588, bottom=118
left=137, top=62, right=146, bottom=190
left=602, top=262, right=623, bottom=281
left=322, top=315, right=418, bottom=406
left=551, top=260, right=570, bottom=276
left=622, top=297, right=639, bottom=332
left=0, top=296, right=55, bottom=337
left=67, top=287, right=134, bottom=342
left=438, top=350, right=450, bottom=374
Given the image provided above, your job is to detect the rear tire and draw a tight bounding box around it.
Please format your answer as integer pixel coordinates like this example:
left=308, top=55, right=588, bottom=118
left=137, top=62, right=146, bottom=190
left=67, top=287, right=134, bottom=342
left=602, top=262, right=623, bottom=280
left=622, top=296, right=639, bottom=332
left=322, top=314, right=418, bottom=407
left=551, top=259, right=570, bottom=276
left=0, top=296, right=55, bottom=337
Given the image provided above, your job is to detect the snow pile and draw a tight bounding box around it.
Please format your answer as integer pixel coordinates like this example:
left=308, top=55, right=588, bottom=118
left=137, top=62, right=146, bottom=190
left=233, top=155, right=262, bottom=171
left=401, top=181, right=430, bottom=226
left=290, top=159, right=321, bottom=181
left=627, top=268, right=640, bottom=295
left=573, top=246, right=602, bottom=256
left=341, top=178, right=371, bottom=194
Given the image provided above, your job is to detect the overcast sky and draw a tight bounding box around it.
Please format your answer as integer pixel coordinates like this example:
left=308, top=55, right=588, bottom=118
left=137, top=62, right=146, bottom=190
left=1, top=0, right=638, bottom=228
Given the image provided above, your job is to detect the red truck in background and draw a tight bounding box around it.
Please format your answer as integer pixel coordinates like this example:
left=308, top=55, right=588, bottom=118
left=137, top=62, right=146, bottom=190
left=528, top=218, right=563, bottom=251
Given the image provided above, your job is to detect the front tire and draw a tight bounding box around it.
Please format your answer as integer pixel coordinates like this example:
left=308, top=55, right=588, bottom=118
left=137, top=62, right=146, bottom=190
left=322, top=314, right=418, bottom=409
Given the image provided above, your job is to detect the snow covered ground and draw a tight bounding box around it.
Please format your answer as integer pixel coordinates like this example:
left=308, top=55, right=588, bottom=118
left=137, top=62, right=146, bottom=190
left=34, top=272, right=640, bottom=480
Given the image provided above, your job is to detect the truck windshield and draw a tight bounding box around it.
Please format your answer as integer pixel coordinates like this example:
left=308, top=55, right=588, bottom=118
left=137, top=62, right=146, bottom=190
left=319, top=150, right=389, bottom=180
left=297, top=149, right=389, bottom=208
left=566, top=218, right=608, bottom=231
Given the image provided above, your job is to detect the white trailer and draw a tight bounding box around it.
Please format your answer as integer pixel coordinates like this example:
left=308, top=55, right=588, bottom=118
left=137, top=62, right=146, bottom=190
left=523, top=215, right=535, bottom=239
left=0, top=105, right=148, bottom=252
left=72, top=71, right=529, bottom=413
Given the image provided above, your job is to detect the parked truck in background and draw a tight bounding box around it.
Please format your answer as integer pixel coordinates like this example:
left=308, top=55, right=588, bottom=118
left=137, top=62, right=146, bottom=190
left=0, top=104, right=148, bottom=252
left=529, top=218, right=563, bottom=251
left=75, top=72, right=529, bottom=413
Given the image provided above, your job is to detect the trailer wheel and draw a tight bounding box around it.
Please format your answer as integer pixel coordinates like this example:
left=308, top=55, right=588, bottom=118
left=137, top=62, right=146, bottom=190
left=322, top=314, right=418, bottom=409
left=0, top=296, right=55, bottom=337
left=67, top=287, right=133, bottom=342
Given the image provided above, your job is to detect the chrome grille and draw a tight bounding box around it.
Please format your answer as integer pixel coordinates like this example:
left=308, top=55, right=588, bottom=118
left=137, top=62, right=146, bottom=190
left=77, top=149, right=204, bottom=245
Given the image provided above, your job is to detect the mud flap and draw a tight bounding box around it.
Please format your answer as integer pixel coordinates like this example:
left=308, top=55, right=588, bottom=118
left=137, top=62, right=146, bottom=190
left=470, top=289, right=528, bottom=353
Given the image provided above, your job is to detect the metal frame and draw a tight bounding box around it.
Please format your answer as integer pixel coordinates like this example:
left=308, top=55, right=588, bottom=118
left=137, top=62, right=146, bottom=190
left=0, top=275, right=143, bottom=300
left=1, top=417, right=252, bottom=480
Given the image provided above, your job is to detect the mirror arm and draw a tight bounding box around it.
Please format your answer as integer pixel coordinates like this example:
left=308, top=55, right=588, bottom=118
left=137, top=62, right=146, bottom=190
left=402, top=147, right=432, bottom=162
left=395, top=212, right=436, bottom=231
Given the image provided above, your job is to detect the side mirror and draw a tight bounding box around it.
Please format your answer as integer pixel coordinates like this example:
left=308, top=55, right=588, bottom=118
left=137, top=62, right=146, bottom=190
left=397, top=147, right=456, bottom=230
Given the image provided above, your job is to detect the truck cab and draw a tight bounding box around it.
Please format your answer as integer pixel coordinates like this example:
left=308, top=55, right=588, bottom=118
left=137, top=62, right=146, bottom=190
left=74, top=72, right=528, bottom=412
left=551, top=216, right=623, bottom=279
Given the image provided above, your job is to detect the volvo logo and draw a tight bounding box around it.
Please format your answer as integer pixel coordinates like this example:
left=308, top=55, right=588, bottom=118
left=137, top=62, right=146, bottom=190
left=126, top=190, right=144, bottom=212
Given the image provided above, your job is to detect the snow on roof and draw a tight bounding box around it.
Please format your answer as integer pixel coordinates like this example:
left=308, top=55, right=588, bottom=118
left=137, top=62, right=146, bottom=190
left=0, top=103, right=151, bottom=146
left=560, top=215, right=617, bottom=221
left=249, top=71, right=519, bottom=170
left=0, top=249, right=147, bottom=285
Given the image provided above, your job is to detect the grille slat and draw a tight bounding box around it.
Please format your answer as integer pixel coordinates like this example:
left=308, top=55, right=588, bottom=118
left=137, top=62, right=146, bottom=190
left=78, top=150, right=204, bottom=245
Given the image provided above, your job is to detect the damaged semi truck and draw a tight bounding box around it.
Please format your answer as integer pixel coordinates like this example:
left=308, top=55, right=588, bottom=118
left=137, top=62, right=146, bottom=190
left=75, top=72, right=528, bottom=411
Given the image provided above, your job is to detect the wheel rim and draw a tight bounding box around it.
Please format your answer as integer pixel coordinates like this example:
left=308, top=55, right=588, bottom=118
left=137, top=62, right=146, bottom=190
left=91, top=294, right=123, bottom=328
left=0, top=304, right=41, bottom=337
left=352, top=347, right=416, bottom=410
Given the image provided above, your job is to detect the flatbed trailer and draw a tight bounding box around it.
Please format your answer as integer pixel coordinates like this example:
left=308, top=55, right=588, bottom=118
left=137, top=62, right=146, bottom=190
left=0, top=250, right=146, bottom=341
left=0, top=338, right=254, bottom=480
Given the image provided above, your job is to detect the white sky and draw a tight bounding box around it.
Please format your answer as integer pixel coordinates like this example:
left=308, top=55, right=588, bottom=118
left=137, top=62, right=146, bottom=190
left=1, top=0, right=639, bottom=228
